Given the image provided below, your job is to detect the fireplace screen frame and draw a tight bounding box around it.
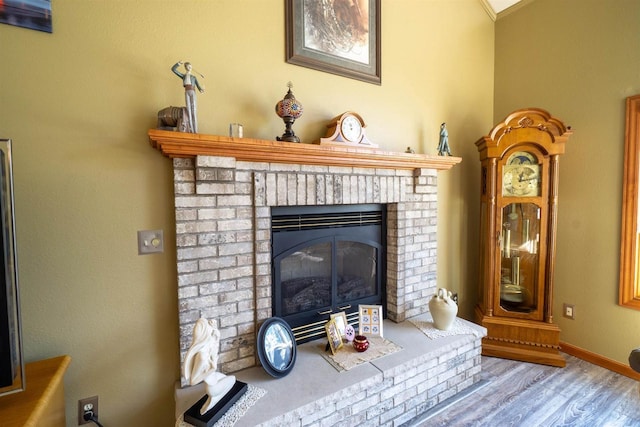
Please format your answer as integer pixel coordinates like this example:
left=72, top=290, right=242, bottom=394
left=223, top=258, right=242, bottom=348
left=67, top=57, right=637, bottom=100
left=271, top=204, right=386, bottom=343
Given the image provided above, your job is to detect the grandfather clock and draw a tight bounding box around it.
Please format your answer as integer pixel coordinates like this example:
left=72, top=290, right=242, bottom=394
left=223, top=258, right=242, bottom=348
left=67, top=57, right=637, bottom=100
left=475, top=108, right=572, bottom=367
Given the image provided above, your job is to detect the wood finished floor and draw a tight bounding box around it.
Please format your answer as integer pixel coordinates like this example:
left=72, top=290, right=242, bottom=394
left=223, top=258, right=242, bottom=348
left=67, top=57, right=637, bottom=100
left=411, top=354, right=640, bottom=427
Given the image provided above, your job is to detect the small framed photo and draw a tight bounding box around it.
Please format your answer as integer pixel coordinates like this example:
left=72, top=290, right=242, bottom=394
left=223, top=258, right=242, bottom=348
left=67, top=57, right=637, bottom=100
left=330, top=312, right=348, bottom=339
left=358, top=304, right=383, bottom=337
left=325, top=319, right=344, bottom=355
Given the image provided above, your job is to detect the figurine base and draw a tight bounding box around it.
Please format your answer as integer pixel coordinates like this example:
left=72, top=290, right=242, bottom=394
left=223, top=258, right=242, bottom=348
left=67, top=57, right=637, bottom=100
left=183, top=380, right=248, bottom=427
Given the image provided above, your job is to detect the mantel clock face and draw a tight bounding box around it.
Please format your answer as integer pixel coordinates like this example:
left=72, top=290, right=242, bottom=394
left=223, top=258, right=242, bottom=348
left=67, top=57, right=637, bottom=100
left=502, top=151, right=540, bottom=197
left=340, top=114, right=363, bottom=143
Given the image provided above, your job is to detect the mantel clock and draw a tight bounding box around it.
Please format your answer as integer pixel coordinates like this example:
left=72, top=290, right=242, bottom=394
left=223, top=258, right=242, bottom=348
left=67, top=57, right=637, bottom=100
left=317, top=112, right=377, bottom=148
left=475, top=108, right=572, bottom=367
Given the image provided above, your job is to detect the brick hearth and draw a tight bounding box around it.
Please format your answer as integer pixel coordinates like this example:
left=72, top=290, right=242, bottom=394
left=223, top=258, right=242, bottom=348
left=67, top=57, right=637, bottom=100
left=176, top=317, right=486, bottom=427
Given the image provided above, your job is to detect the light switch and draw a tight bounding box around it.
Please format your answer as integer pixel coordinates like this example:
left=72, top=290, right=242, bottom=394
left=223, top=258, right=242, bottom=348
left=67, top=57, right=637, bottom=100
left=138, top=229, right=164, bottom=255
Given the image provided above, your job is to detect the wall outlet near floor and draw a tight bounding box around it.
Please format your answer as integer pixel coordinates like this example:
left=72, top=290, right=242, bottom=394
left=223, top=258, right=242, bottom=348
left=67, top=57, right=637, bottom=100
left=563, top=303, right=575, bottom=319
left=78, top=395, right=99, bottom=425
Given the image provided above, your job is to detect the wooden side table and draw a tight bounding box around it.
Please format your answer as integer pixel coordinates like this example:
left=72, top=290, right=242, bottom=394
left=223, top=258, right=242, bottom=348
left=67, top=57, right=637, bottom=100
left=0, top=355, right=71, bottom=427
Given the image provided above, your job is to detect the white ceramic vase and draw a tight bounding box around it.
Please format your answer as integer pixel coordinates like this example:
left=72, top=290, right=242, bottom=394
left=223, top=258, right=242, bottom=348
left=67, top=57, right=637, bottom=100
left=428, top=287, right=458, bottom=331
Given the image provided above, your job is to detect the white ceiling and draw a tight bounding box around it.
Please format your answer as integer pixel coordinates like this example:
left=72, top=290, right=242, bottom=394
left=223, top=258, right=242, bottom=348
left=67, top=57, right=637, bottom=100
left=487, top=0, right=522, bottom=14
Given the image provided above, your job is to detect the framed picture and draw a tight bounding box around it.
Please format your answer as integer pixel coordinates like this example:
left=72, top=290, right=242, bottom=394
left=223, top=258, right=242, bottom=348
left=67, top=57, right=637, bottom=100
left=0, top=1, right=52, bottom=33
left=325, top=319, right=344, bottom=355
left=330, top=312, right=348, bottom=339
left=0, top=139, right=24, bottom=397
left=358, top=304, right=383, bottom=337
left=285, top=0, right=381, bottom=85
left=257, top=317, right=297, bottom=378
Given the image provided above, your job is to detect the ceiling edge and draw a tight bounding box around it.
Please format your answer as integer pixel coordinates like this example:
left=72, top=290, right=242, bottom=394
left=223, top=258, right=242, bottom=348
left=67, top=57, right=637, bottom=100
left=495, top=0, right=536, bottom=20
left=478, top=0, right=497, bottom=22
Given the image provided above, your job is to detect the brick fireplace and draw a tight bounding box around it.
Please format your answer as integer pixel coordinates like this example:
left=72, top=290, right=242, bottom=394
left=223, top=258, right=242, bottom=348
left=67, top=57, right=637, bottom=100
left=148, top=130, right=463, bottom=378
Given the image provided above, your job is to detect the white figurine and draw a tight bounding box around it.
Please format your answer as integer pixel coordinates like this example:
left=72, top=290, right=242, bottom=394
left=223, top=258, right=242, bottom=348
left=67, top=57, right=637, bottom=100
left=183, top=318, right=235, bottom=415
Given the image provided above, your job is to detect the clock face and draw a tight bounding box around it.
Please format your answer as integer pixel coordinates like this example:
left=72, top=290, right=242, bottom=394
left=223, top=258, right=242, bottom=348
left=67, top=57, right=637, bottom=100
left=503, top=151, right=541, bottom=197
left=340, top=115, right=362, bottom=142
left=503, top=164, right=540, bottom=196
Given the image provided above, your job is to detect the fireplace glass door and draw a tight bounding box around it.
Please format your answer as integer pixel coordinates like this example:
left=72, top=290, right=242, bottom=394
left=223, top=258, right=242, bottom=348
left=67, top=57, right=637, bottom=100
left=277, top=240, right=378, bottom=316
left=336, top=241, right=378, bottom=304
left=278, top=240, right=332, bottom=316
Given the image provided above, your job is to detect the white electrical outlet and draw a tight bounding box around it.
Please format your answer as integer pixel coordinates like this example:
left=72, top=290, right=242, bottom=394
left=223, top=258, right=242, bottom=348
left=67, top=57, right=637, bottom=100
left=563, top=303, right=575, bottom=319
left=78, top=396, right=99, bottom=425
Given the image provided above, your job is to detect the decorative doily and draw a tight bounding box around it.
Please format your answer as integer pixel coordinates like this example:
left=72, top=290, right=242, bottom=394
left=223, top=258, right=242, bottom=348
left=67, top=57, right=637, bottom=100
left=320, top=335, right=402, bottom=372
left=409, top=316, right=483, bottom=339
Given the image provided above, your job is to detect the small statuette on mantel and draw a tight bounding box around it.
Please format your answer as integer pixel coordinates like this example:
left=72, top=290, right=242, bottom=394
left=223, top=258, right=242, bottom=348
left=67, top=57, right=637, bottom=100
left=437, top=122, right=452, bottom=156
left=171, top=60, right=205, bottom=134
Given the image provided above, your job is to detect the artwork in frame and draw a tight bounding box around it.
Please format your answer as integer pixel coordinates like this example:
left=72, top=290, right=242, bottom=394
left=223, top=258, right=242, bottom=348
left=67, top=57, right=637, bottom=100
left=0, top=0, right=53, bottom=33
left=325, top=319, right=344, bottom=355
left=330, top=312, right=348, bottom=339
left=285, top=0, right=381, bottom=85
left=257, top=317, right=297, bottom=378
left=0, top=139, right=24, bottom=397
left=358, top=304, right=383, bottom=337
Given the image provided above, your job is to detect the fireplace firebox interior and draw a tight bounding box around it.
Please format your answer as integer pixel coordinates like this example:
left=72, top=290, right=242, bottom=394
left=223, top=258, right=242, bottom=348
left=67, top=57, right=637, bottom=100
left=271, top=204, right=386, bottom=343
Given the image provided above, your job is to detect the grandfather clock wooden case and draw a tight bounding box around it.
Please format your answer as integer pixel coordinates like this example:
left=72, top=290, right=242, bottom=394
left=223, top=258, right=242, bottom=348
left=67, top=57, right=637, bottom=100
left=475, top=108, right=572, bottom=367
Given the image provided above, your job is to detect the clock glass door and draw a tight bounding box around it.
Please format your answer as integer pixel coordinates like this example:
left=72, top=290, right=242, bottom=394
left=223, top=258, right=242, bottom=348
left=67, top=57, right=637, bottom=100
left=500, top=202, right=541, bottom=314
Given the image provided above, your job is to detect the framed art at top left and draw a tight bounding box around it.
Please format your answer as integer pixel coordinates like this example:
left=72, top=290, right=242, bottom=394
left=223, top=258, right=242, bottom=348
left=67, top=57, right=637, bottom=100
left=1, top=0, right=53, bottom=33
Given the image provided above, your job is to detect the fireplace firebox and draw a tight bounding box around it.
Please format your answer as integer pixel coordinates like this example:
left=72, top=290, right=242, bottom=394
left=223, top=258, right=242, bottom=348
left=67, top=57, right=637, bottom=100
left=271, top=204, right=386, bottom=343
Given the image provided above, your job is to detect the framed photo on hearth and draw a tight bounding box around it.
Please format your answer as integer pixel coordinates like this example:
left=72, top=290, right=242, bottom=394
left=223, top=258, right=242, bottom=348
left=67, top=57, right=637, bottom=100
left=257, top=317, right=297, bottom=378
left=358, top=304, right=383, bottom=337
left=285, top=0, right=381, bottom=85
left=325, top=319, right=344, bottom=355
left=330, top=312, right=348, bottom=340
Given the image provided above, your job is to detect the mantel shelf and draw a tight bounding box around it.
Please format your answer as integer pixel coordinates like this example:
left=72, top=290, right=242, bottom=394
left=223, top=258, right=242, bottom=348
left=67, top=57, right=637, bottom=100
left=148, top=129, right=462, bottom=171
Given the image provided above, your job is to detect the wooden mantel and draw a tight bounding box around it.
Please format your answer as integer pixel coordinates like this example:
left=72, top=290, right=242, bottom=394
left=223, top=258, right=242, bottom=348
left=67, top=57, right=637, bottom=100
left=148, top=129, right=462, bottom=171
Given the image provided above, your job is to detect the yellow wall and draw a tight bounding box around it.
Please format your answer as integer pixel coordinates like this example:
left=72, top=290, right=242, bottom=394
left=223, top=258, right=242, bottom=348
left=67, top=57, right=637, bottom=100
left=495, top=0, right=640, bottom=364
left=0, top=1, right=494, bottom=424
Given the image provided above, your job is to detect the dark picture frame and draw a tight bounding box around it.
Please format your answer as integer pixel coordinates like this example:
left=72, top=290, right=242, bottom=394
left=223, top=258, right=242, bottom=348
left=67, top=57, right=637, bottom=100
left=285, top=0, right=381, bottom=85
left=257, top=317, right=297, bottom=378
left=0, top=139, right=24, bottom=397
left=0, top=0, right=53, bottom=33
